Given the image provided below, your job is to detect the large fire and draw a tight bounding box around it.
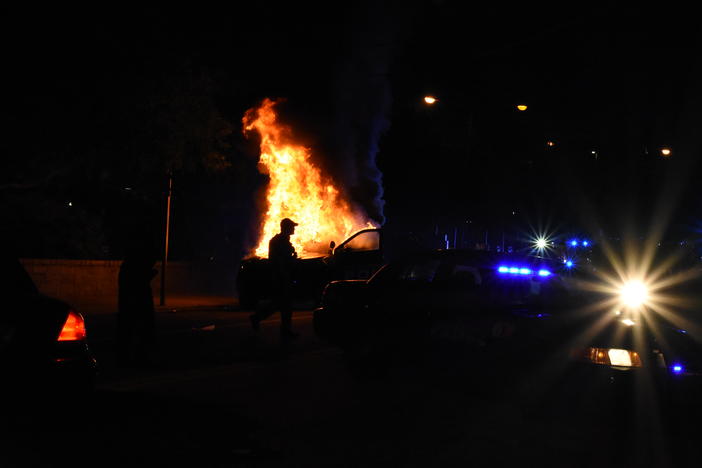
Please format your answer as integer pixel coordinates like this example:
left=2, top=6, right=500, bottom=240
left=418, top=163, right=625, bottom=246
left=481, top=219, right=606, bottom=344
left=243, top=98, right=376, bottom=258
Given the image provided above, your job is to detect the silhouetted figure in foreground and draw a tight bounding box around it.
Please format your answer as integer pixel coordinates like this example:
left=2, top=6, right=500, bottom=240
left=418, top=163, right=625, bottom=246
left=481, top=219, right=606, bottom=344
left=117, top=240, right=157, bottom=365
left=250, top=218, right=300, bottom=345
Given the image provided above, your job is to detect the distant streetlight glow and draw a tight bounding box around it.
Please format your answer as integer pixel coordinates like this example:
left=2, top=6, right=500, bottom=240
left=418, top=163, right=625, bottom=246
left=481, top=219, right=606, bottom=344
left=546, top=141, right=555, bottom=147
left=661, top=148, right=672, bottom=157
left=516, top=104, right=528, bottom=111
left=530, top=232, right=555, bottom=255
left=424, top=96, right=438, bottom=105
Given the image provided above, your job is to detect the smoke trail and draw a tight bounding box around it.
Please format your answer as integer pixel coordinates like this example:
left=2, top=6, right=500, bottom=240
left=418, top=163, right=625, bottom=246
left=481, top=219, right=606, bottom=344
left=322, top=5, right=413, bottom=225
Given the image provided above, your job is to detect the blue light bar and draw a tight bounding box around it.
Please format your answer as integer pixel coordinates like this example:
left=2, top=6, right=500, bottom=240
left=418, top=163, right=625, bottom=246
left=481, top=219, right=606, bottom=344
left=497, top=265, right=547, bottom=277
left=570, top=239, right=578, bottom=247
left=672, top=363, right=684, bottom=374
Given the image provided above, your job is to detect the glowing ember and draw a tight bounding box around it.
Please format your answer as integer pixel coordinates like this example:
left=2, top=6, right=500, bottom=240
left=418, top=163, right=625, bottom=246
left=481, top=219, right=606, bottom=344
left=243, top=98, right=376, bottom=258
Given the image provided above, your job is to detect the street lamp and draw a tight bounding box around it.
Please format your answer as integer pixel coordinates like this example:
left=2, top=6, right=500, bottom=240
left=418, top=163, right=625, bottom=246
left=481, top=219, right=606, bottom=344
left=516, top=104, right=528, bottom=111
left=160, top=173, right=173, bottom=306
left=660, top=147, right=672, bottom=157
left=424, top=95, right=438, bottom=105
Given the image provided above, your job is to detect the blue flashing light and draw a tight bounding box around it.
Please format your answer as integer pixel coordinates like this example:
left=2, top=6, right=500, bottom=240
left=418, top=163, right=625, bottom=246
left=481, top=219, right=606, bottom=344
left=672, top=364, right=684, bottom=374
left=565, top=260, right=574, bottom=268
left=538, top=269, right=552, bottom=277
left=582, top=240, right=589, bottom=247
left=570, top=239, right=578, bottom=247
left=497, top=266, right=542, bottom=276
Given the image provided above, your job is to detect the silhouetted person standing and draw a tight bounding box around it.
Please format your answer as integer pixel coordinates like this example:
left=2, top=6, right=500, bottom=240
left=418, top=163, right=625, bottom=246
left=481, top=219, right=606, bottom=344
left=117, top=239, right=157, bottom=365
left=250, top=218, right=299, bottom=344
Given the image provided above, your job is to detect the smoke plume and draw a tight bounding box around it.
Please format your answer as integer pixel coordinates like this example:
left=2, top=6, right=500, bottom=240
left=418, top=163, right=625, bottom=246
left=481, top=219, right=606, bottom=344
left=321, top=6, right=413, bottom=225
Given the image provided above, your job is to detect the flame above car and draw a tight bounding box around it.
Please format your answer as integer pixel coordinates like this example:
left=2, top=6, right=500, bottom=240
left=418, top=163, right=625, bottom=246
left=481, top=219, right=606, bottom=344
left=243, top=98, right=376, bottom=258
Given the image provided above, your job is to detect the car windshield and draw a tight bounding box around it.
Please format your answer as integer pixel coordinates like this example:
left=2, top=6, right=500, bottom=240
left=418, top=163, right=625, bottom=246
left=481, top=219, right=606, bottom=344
left=371, top=252, right=492, bottom=286
left=369, top=257, right=441, bottom=285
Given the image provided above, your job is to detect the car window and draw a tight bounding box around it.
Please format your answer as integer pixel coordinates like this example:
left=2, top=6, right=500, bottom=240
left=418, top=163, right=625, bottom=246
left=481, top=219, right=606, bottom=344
left=447, top=264, right=482, bottom=289
left=340, top=230, right=380, bottom=252
left=398, top=259, right=440, bottom=283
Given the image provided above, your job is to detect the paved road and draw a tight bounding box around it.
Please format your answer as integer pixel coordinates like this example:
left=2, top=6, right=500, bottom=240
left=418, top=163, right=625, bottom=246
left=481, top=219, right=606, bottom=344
left=3, top=307, right=702, bottom=467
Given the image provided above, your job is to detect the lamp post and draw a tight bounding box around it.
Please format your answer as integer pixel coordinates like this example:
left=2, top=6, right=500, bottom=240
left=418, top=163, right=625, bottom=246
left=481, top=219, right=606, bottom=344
left=160, top=173, right=173, bottom=306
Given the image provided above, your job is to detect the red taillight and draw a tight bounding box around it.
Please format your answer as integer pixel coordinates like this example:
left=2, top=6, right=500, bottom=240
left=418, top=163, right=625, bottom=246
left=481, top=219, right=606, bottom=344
left=57, top=310, right=87, bottom=341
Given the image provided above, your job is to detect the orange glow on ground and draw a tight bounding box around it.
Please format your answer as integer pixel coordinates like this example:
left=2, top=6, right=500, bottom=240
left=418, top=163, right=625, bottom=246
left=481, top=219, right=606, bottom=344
left=243, top=98, right=376, bottom=258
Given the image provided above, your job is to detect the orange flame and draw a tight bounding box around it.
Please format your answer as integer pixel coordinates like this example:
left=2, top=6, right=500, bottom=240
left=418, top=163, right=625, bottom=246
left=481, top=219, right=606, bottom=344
left=243, top=98, right=376, bottom=258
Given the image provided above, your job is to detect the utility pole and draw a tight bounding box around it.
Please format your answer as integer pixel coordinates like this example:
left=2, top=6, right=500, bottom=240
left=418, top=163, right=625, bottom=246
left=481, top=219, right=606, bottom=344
left=160, top=173, right=173, bottom=306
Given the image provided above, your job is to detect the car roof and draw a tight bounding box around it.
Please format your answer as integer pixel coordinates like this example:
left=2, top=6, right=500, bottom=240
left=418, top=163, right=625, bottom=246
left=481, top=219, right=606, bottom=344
left=390, top=249, right=551, bottom=267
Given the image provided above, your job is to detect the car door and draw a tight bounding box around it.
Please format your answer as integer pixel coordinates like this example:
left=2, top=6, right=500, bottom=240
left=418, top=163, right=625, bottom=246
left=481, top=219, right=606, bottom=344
left=331, top=229, right=383, bottom=280
left=368, top=256, right=442, bottom=346
left=426, top=259, right=496, bottom=346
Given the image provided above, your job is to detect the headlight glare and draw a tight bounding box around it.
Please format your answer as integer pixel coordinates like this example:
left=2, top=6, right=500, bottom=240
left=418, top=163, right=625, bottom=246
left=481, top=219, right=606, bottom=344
left=579, top=347, right=643, bottom=368
left=620, top=280, right=649, bottom=309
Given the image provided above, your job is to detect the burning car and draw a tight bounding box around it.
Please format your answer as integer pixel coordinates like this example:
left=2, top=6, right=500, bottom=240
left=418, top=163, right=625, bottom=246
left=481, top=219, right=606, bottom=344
left=237, top=227, right=384, bottom=309
left=237, top=99, right=383, bottom=309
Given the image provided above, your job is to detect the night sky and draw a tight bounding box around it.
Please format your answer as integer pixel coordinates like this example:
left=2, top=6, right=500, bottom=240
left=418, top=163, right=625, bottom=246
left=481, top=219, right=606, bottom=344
left=2, top=3, right=702, bottom=262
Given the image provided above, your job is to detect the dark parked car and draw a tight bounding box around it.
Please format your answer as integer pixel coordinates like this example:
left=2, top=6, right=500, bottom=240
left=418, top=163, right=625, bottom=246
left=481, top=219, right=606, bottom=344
left=0, top=257, right=97, bottom=399
left=313, top=248, right=702, bottom=399
left=313, top=249, right=569, bottom=355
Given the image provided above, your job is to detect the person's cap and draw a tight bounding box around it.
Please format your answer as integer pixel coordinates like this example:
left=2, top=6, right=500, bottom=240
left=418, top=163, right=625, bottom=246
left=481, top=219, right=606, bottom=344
left=281, top=218, right=298, bottom=228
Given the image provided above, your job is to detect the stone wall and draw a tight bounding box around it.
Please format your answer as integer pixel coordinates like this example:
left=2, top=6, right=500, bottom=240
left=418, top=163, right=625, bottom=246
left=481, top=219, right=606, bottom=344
left=19, top=259, right=235, bottom=312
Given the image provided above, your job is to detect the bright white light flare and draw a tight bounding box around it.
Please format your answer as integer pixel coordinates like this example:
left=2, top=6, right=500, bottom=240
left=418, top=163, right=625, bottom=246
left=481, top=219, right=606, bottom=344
left=608, top=349, right=633, bottom=366
left=620, top=281, right=649, bottom=309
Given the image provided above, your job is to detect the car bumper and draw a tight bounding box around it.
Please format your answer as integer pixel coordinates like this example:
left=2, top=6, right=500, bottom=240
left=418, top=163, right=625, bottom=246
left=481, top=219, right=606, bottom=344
left=5, top=341, right=97, bottom=396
